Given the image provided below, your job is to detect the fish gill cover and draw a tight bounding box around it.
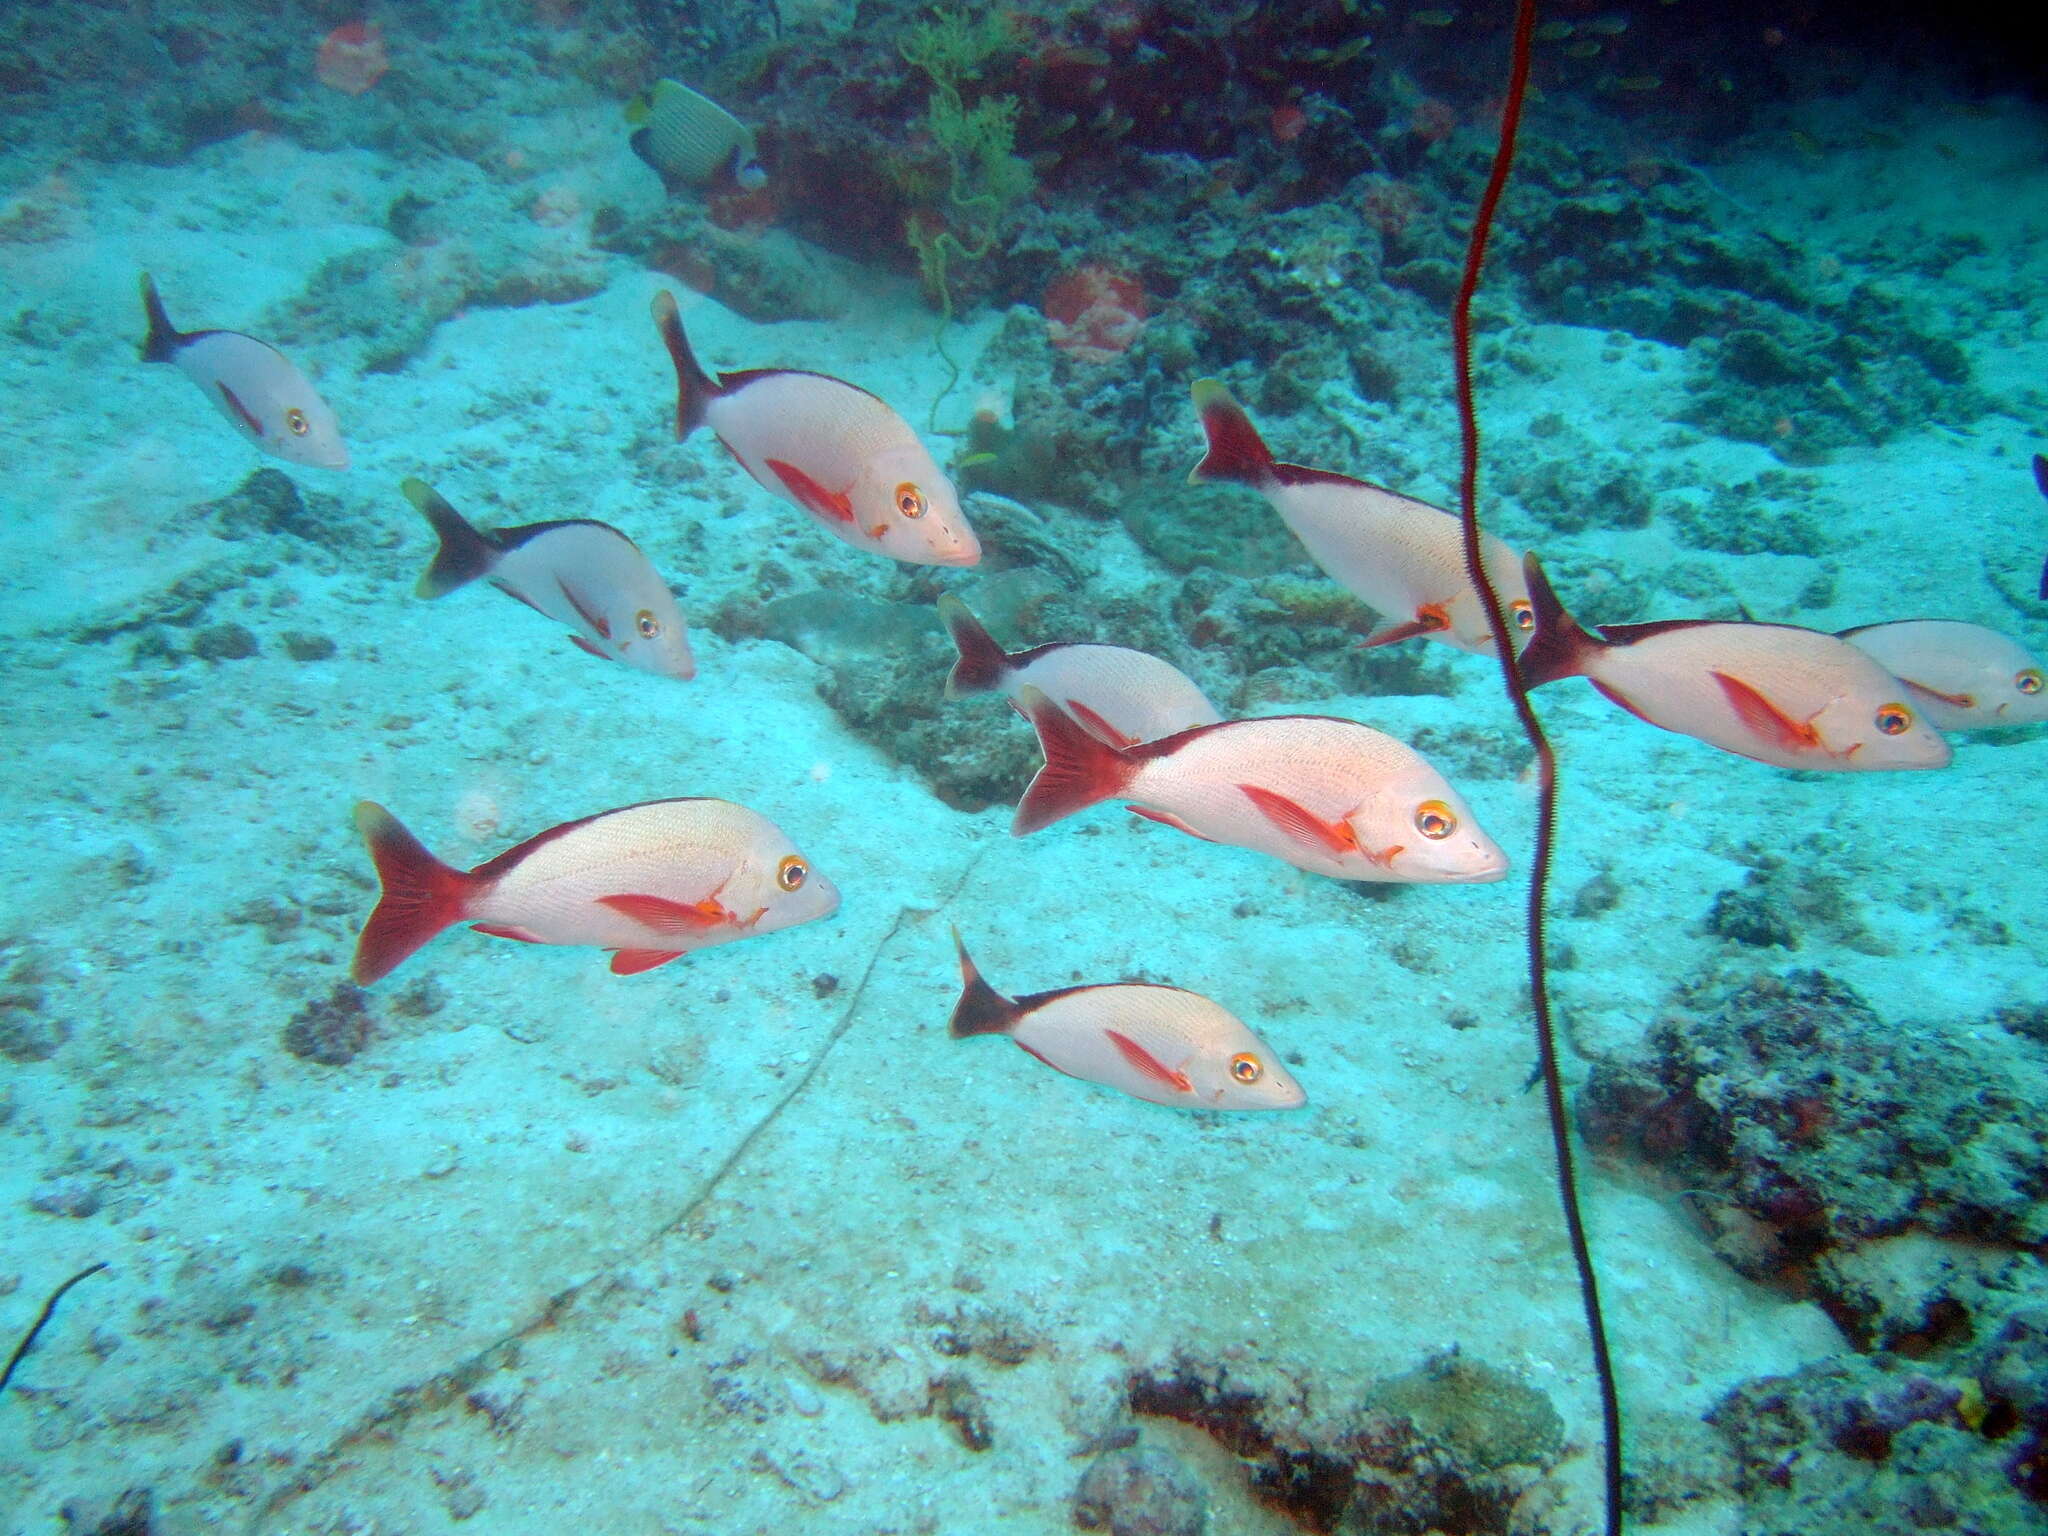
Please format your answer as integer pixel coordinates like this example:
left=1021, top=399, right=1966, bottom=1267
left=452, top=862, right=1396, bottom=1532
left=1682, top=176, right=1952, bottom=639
left=1, top=1, right=2046, bottom=1534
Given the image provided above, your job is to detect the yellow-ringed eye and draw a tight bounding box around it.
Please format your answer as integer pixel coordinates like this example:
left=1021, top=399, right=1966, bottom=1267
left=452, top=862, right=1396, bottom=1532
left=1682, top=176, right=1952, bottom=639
left=285, top=407, right=310, bottom=436
left=635, top=608, right=661, bottom=639
left=1874, top=702, right=1912, bottom=736
left=1229, top=1053, right=1263, bottom=1084
left=895, top=482, right=927, bottom=519
left=1511, top=599, right=1535, bottom=631
left=2017, top=669, right=2044, bottom=696
left=776, top=854, right=808, bottom=891
left=1414, top=799, right=1456, bottom=839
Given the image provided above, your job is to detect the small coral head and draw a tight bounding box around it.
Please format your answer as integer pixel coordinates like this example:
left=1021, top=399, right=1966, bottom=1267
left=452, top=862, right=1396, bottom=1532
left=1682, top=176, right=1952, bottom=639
left=1042, top=262, right=1148, bottom=360
left=1270, top=103, right=1308, bottom=143
left=316, top=20, right=389, bottom=96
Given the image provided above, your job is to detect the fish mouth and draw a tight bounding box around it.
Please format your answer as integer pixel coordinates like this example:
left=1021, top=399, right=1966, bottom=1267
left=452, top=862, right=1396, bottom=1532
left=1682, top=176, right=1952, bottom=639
left=929, top=540, right=982, bottom=568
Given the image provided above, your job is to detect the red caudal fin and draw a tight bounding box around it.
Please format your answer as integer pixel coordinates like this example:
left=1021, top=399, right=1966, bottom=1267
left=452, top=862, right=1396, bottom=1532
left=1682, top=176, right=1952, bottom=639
left=1012, top=685, right=1138, bottom=836
left=1186, top=379, right=1277, bottom=487
left=1513, top=553, right=1602, bottom=689
left=402, top=478, right=499, bottom=599
left=650, top=290, right=719, bottom=439
left=937, top=594, right=1011, bottom=698
left=138, top=272, right=183, bottom=363
left=947, top=927, right=1022, bottom=1039
left=350, top=802, right=473, bottom=985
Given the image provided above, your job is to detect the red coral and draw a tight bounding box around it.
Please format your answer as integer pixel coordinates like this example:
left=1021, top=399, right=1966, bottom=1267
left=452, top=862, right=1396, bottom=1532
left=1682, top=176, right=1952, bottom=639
left=315, top=21, right=388, bottom=96
left=1042, top=263, right=1147, bottom=360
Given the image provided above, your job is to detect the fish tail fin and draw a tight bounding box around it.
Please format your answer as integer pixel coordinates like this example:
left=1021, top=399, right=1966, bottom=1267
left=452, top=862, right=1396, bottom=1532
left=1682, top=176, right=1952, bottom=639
left=351, top=802, right=472, bottom=985
left=138, top=272, right=180, bottom=363
left=402, top=478, right=498, bottom=599
left=938, top=594, right=1009, bottom=698
left=1187, top=378, right=1275, bottom=487
left=651, top=289, right=715, bottom=439
left=1013, top=686, right=1137, bottom=836
left=1514, top=553, right=1601, bottom=689
left=947, top=926, right=1021, bottom=1039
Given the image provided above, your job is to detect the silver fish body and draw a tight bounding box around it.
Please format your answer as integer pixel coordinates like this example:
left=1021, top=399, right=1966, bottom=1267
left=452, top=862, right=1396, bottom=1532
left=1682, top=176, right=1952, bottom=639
left=1013, top=688, right=1508, bottom=884
left=949, top=932, right=1305, bottom=1110
left=939, top=594, right=1220, bottom=745
left=652, top=292, right=980, bottom=567
left=352, top=798, right=838, bottom=982
left=404, top=479, right=695, bottom=681
left=1839, top=619, right=2048, bottom=730
left=139, top=273, right=348, bottom=469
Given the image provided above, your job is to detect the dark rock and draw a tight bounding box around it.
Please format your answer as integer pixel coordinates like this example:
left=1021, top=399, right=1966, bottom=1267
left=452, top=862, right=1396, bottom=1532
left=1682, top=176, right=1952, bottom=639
left=283, top=985, right=372, bottom=1067
left=0, top=989, right=67, bottom=1061
left=191, top=623, right=259, bottom=662
left=30, top=1177, right=102, bottom=1218
left=1704, top=884, right=1800, bottom=948
left=282, top=631, right=337, bottom=662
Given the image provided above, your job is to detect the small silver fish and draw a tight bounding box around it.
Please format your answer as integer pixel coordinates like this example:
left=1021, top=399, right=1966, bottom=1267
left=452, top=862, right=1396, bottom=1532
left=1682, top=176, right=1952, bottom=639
left=139, top=273, right=348, bottom=469
left=1519, top=556, right=1952, bottom=771
left=651, top=291, right=980, bottom=567
left=351, top=798, right=838, bottom=982
left=1838, top=620, right=2047, bottom=730
left=948, top=930, right=1305, bottom=1111
left=1011, top=687, right=1508, bottom=884
left=939, top=594, right=1220, bottom=746
left=629, top=79, right=767, bottom=194
left=403, top=479, right=695, bottom=681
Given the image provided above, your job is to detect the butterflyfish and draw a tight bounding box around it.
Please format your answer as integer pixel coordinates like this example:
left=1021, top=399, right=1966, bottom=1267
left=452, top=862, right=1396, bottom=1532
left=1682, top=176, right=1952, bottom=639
left=138, top=272, right=348, bottom=469
left=403, top=478, right=695, bottom=681
left=1010, top=686, right=1508, bottom=884
left=628, top=78, right=767, bottom=194
left=1837, top=620, right=2047, bottom=730
left=351, top=798, right=838, bottom=983
left=939, top=594, right=1221, bottom=747
left=1517, top=555, right=1953, bottom=772
left=1187, top=379, right=1532, bottom=654
left=651, top=290, right=981, bottom=567
left=947, top=930, right=1305, bottom=1111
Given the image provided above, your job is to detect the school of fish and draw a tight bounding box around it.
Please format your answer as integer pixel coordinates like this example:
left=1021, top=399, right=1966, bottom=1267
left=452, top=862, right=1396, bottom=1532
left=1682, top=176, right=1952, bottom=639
left=139, top=186, right=2047, bottom=1114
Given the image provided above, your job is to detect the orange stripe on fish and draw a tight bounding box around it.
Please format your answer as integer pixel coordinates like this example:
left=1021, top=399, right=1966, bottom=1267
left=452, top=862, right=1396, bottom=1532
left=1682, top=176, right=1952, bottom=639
left=1360, top=602, right=1452, bottom=649
left=765, top=457, right=855, bottom=523
left=1105, top=1030, right=1194, bottom=1095
left=1710, top=671, right=1825, bottom=756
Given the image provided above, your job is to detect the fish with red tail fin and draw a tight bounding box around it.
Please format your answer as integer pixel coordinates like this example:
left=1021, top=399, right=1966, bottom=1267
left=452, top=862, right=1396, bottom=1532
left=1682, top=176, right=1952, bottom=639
left=937, top=594, right=1219, bottom=746
left=1187, top=379, right=1530, bottom=653
left=648, top=290, right=979, bottom=567
left=1517, top=554, right=1953, bottom=772
left=1011, top=686, right=1507, bottom=884
left=350, top=798, right=837, bottom=983
left=947, top=929, right=1304, bottom=1110
left=403, top=479, right=695, bottom=681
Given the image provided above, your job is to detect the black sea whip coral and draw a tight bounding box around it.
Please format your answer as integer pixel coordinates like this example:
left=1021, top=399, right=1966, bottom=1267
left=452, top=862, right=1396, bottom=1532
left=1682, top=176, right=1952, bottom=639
left=1448, top=4, right=1625, bottom=1533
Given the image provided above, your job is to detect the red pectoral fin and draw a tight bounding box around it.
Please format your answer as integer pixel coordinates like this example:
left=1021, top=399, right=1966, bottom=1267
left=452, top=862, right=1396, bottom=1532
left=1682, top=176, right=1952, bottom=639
left=1126, top=805, right=1218, bottom=842
left=1711, top=671, right=1823, bottom=754
left=568, top=633, right=612, bottom=660
left=598, top=892, right=736, bottom=933
left=556, top=580, right=612, bottom=640
left=1064, top=698, right=1139, bottom=748
left=217, top=379, right=265, bottom=436
left=765, top=458, right=855, bottom=524
left=1238, top=783, right=1361, bottom=859
left=1360, top=602, right=1452, bottom=650
left=1901, top=677, right=1974, bottom=710
left=1105, top=1030, right=1194, bottom=1095
left=609, top=949, right=686, bottom=975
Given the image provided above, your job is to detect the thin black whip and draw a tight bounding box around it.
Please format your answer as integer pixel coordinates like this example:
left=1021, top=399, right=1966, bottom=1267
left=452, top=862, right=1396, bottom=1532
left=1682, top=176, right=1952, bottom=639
left=1448, top=3, right=1624, bottom=1531
left=0, top=1261, right=110, bottom=1395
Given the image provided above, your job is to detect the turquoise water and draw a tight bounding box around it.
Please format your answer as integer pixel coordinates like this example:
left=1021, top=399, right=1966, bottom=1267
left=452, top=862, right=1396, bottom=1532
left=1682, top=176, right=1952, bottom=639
left=3, top=4, right=2046, bottom=1533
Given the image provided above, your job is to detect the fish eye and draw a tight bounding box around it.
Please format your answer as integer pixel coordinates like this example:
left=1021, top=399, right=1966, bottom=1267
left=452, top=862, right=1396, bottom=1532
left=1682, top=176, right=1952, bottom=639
left=285, top=407, right=310, bottom=436
left=635, top=608, right=661, bottom=639
left=1414, top=800, right=1457, bottom=839
left=1511, top=599, right=1535, bottom=631
left=1874, top=702, right=1913, bottom=736
left=895, top=482, right=927, bottom=519
left=1229, top=1053, right=1263, bottom=1085
left=776, top=854, right=808, bottom=891
left=2018, top=669, right=2044, bottom=696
